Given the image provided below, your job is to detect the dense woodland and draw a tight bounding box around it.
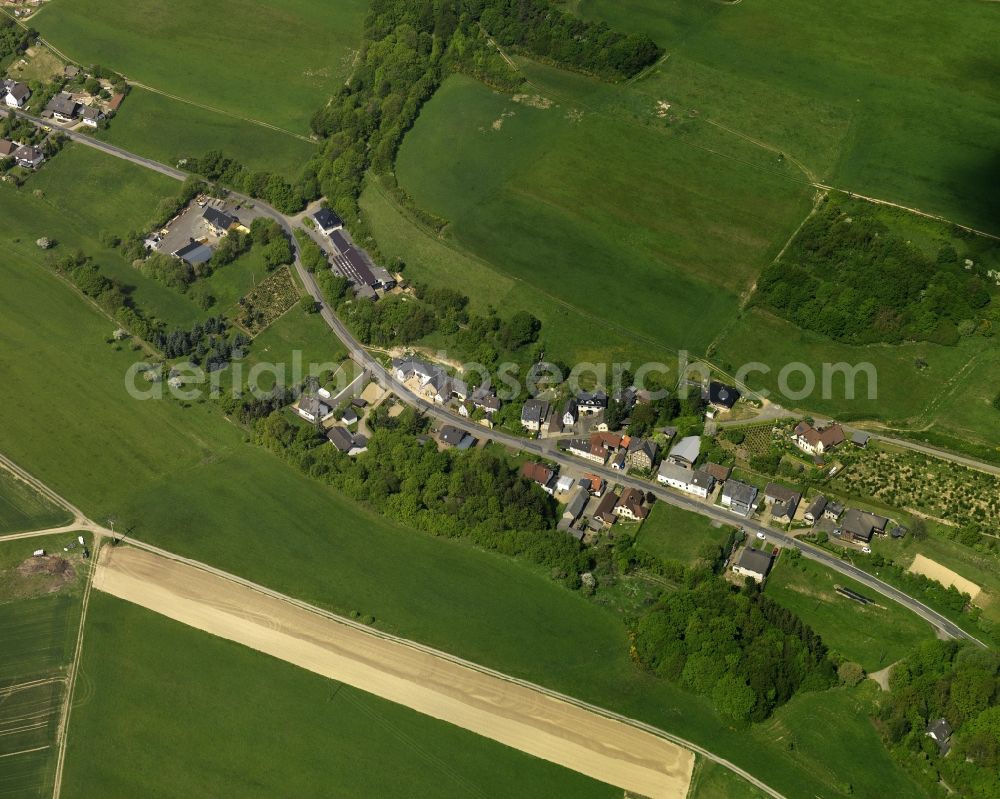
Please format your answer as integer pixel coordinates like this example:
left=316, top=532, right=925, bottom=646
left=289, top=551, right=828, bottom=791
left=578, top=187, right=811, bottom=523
left=0, top=18, right=34, bottom=72
left=879, top=641, right=1000, bottom=798
left=756, top=202, right=998, bottom=345
left=632, top=579, right=835, bottom=724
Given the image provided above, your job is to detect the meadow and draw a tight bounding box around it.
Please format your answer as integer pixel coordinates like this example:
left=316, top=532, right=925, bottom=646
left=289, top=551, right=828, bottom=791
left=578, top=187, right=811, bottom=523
left=636, top=502, right=735, bottom=567
left=575, top=0, right=1000, bottom=233
left=62, top=593, right=619, bottom=799
left=394, top=66, right=813, bottom=355
left=33, top=0, right=368, bottom=132
left=0, top=216, right=932, bottom=799
left=99, top=89, right=318, bottom=181
left=0, top=533, right=88, bottom=799
left=0, top=470, right=70, bottom=534
left=764, top=556, right=935, bottom=672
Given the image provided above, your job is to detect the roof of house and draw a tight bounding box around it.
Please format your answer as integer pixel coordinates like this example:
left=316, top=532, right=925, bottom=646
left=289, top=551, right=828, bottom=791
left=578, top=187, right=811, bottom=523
left=0, top=139, right=16, bottom=156
left=794, top=421, right=845, bottom=448
left=703, top=462, right=731, bottom=482
left=439, top=424, right=470, bottom=448
left=852, top=431, right=871, bottom=446
left=45, top=93, right=78, bottom=117
left=521, top=398, right=549, bottom=424
left=668, top=435, right=701, bottom=464
left=342, top=408, right=359, bottom=424
left=326, top=426, right=355, bottom=452
left=577, top=390, right=608, bottom=406
left=590, top=432, right=622, bottom=458
left=12, top=144, right=42, bottom=162
left=805, top=495, right=828, bottom=518
left=658, top=461, right=692, bottom=484
left=615, top=487, right=648, bottom=519
left=108, top=93, right=125, bottom=112
left=628, top=437, right=657, bottom=460
left=826, top=501, right=845, bottom=517
left=723, top=479, right=758, bottom=506
left=708, top=381, right=740, bottom=409
left=771, top=499, right=797, bottom=520
left=313, top=206, right=344, bottom=231
left=926, top=718, right=952, bottom=741
left=691, top=470, right=715, bottom=491
left=564, top=487, right=588, bottom=519
left=80, top=105, right=103, bottom=120
left=765, top=482, right=801, bottom=505
left=562, top=398, right=579, bottom=418
left=841, top=508, right=875, bottom=540
left=582, top=474, right=605, bottom=494
left=593, top=491, right=618, bottom=522
left=299, top=394, right=330, bottom=418
left=861, top=510, right=890, bottom=531
left=520, top=461, right=554, bottom=487
left=203, top=206, right=236, bottom=231
left=735, top=547, right=774, bottom=578
left=5, top=82, right=29, bottom=101
left=173, top=240, right=214, bottom=264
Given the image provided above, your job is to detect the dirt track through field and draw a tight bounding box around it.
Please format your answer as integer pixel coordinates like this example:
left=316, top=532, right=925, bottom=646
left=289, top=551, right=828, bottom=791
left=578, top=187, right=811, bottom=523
left=93, top=546, right=694, bottom=797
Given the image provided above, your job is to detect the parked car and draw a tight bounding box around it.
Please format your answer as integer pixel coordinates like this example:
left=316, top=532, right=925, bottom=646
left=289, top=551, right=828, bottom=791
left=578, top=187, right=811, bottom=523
left=861, top=546, right=871, bottom=554
left=756, top=531, right=766, bottom=540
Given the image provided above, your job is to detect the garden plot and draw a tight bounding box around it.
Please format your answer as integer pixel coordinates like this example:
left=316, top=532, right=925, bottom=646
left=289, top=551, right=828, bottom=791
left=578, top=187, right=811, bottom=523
left=232, top=266, right=300, bottom=336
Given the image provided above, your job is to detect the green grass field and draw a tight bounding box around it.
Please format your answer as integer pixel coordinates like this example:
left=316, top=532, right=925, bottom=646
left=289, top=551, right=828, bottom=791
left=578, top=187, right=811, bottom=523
left=0, top=197, right=934, bottom=799
left=34, top=0, right=367, bottom=133
left=637, top=502, right=735, bottom=567
left=99, top=89, right=317, bottom=181
left=575, top=0, right=1000, bottom=233
left=765, top=556, right=935, bottom=672
left=0, top=533, right=88, bottom=799
left=0, top=470, right=70, bottom=534
left=689, top=758, right=768, bottom=799
left=395, top=67, right=813, bottom=355
left=62, top=593, right=619, bottom=799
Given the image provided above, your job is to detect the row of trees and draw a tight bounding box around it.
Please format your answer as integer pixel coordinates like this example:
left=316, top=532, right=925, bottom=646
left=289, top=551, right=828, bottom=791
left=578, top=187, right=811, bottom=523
left=632, top=578, right=836, bottom=724
left=182, top=151, right=307, bottom=214
left=879, top=640, right=999, bottom=798
left=755, top=201, right=998, bottom=345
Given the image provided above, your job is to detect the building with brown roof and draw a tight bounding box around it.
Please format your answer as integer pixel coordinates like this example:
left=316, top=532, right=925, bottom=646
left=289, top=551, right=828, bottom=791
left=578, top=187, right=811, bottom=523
left=520, top=462, right=555, bottom=494
left=793, top=421, right=845, bottom=455
left=613, top=487, right=649, bottom=521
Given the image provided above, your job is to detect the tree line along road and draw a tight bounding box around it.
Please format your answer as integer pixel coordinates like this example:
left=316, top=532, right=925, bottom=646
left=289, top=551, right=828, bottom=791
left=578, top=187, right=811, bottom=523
left=14, top=109, right=986, bottom=650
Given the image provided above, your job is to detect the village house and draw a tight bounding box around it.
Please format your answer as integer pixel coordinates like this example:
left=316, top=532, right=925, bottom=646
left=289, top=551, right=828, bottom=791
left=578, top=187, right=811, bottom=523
left=581, top=474, right=606, bottom=496
left=592, top=491, right=619, bottom=528
left=3, top=80, right=30, bottom=108
left=804, top=495, right=828, bottom=523
left=703, top=462, right=732, bottom=484
left=326, top=427, right=367, bottom=456
left=471, top=386, right=500, bottom=414
left=520, top=461, right=556, bottom=494
left=851, top=431, right=871, bottom=448
left=707, top=381, right=740, bottom=411
left=626, top=438, right=658, bottom=472
left=429, top=372, right=468, bottom=404
left=666, top=435, right=701, bottom=467
left=765, top=482, right=802, bottom=524
left=839, top=508, right=889, bottom=543
left=45, top=92, right=79, bottom=122
left=610, top=449, right=627, bottom=471
left=657, top=463, right=714, bottom=498
left=792, top=421, right=845, bottom=456
left=203, top=207, right=238, bottom=237
left=392, top=357, right=438, bottom=385
left=732, top=547, right=775, bottom=583
left=576, top=390, right=608, bottom=415
left=520, top=398, right=549, bottom=433
left=558, top=486, right=589, bottom=531
left=296, top=394, right=332, bottom=423
left=721, top=480, right=758, bottom=517
left=562, top=398, right=579, bottom=427
left=824, top=501, right=845, bottom=521
left=925, top=718, right=953, bottom=755
left=80, top=105, right=104, bottom=128
left=438, top=424, right=475, bottom=450
left=313, top=206, right=344, bottom=235
left=12, top=144, right=44, bottom=169
left=613, top=487, right=649, bottom=521
left=0, top=139, right=16, bottom=157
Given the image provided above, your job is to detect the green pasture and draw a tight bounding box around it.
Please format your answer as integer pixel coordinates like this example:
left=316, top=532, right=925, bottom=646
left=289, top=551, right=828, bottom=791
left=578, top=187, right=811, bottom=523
left=765, top=556, right=935, bottom=672
left=0, top=470, right=70, bottom=535
left=688, top=758, right=768, bottom=799
left=62, top=594, right=618, bottom=799
left=575, top=0, right=1000, bottom=233
left=33, top=0, right=367, bottom=132
left=99, top=88, right=317, bottom=181
left=636, top=502, right=735, bottom=567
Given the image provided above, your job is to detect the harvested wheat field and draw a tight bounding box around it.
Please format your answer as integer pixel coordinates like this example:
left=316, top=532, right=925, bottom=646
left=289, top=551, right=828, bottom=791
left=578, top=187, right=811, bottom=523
left=93, top=545, right=694, bottom=798
left=908, top=554, right=982, bottom=601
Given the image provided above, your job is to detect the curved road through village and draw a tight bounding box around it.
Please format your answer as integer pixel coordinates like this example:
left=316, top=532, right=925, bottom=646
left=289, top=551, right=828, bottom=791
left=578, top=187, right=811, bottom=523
left=14, top=110, right=987, bottom=649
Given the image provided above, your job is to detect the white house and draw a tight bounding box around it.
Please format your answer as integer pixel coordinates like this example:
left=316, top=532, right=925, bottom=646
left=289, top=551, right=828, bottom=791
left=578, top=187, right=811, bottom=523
left=792, top=421, right=845, bottom=455
left=721, top=480, right=758, bottom=517
left=657, top=462, right=715, bottom=499
left=3, top=80, right=30, bottom=108
left=562, top=398, right=579, bottom=427
left=520, top=399, right=549, bottom=433
left=12, top=145, right=44, bottom=169
left=296, top=394, right=332, bottom=423
left=732, top=547, right=774, bottom=583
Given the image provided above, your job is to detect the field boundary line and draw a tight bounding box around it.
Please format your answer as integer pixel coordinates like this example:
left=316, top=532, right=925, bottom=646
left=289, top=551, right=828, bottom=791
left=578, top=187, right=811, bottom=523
left=51, top=538, right=99, bottom=799
left=0, top=745, right=51, bottom=760
left=105, top=537, right=788, bottom=799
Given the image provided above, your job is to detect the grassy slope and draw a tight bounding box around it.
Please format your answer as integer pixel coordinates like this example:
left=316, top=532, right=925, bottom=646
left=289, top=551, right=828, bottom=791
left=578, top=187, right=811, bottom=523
left=689, top=758, right=768, bottom=799
left=98, top=88, right=317, bottom=181
left=0, top=216, right=930, bottom=799
left=4, top=143, right=203, bottom=328
left=576, top=0, right=1000, bottom=233
left=33, top=0, right=367, bottom=132
left=636, top=502, right=734, bottom=567
left=62, top=593, right=618, bottom=799
left=394, top=67, right=812, bottom=355
left=764, top=557, right=935, bottom=672
left=0, top=471, right=70, bottom=534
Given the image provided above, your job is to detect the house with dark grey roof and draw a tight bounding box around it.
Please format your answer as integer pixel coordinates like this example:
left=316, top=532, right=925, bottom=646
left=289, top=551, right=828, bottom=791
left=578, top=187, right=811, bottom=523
left=626, top=438, right=658, bottom=472
left=80, top=105, right=104, bottom=127
left=765, top=482, right=801, bottom=523
left=558, top=486, right=589, bottom=531
left=313, top=206, right=344, bottom=234
left=732, top=547, right=774, bottom=582
left=851, top=431, right=871, bottom=448
left=12, top=145, right=44, bottom=169
left=925, top=718, right=953, bottom=755
left=202, top=207, right=237, bottom=236
left=721, top=480, right=758, bottom=517
left=173, top=240, right=214, bottom=265
left=471, top=386, right=500, bottom=413
left=824, top=501, right=845, bottom=521
left=576, top=390, right=608, bottom=415
left=439, top=424, right=474, bottom=449
left=658, top=462, right=714, bottom=498
left=708, top=381, right=740, bottom=410
left=520, top=399, right=549, bottom=432
left=840, top=508, right=875, bottom=543
left=3, top=80, right=30, bottom=108
left=562, top=398, right=579, bottom=427
left=296, top=394, right=332, bottom=423
left=45, top=92, right=79, bottom=122
left=804, top=495, right=827, bottom=523
left=327, top=426, right=367, bottom=455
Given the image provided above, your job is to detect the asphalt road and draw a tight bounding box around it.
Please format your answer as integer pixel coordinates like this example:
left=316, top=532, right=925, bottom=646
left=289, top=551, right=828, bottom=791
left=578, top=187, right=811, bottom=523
left=17, top=111, right=986, bottom=649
